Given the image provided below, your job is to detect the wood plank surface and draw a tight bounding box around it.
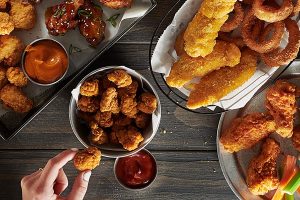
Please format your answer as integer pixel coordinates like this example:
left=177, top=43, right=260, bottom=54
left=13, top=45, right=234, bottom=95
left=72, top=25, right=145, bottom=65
left=0, top=150, right=237, bottom=200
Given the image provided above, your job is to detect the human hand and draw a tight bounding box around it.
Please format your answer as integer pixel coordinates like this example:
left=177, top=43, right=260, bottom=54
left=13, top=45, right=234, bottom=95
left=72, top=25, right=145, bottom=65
left=21, top=149, right=92, bottom=200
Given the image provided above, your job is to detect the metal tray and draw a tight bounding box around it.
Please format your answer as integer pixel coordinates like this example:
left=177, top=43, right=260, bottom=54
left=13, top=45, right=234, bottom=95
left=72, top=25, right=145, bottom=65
left=0, top=0, right=156, bottom=141
left=217, top=62, right=300, bottom=200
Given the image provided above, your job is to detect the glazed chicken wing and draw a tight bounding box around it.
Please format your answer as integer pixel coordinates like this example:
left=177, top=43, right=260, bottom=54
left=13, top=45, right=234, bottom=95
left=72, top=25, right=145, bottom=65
left=99, top=0, right=132, bottom=9
left=78, top=0, right=106, bottom=47
left=220, top=113, right=276, bottom=153
left=266, top=80, right=297, bottom=138
left=246, top=138, right=280, bottom=195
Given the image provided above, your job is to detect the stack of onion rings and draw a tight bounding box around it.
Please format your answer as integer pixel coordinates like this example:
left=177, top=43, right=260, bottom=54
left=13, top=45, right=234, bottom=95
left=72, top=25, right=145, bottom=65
left=261, top=18, right=300, bottom=67
left=241, top=10, right=285, bottom=53
left=221, top=2, right=244, bottom=32
left=252, top=0, right=294, bottom=22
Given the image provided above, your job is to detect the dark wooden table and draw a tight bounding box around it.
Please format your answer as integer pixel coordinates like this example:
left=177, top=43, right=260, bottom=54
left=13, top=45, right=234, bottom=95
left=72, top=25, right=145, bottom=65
left=0, top=1, right=238, bottom=199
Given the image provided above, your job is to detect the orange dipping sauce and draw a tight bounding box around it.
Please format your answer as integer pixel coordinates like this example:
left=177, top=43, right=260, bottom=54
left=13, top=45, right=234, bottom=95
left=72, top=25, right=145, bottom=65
left=24, top=40, right=68, bottom=84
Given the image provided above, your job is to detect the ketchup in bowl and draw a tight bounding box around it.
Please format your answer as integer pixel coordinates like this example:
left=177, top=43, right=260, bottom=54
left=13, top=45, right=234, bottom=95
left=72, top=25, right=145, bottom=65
left=114, top=149, right=157, bottom=189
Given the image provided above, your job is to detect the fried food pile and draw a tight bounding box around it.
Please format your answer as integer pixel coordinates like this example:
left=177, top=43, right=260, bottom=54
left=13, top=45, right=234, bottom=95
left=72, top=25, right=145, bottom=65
left=167, top=0, right=300, bottom=110
left=220, top=80, right=300, bottom=196
left=77, top=69, right=158, bottom=151
left=99, top=0, right=133, bottom=9
left=74, top=146, right=101, bottom=171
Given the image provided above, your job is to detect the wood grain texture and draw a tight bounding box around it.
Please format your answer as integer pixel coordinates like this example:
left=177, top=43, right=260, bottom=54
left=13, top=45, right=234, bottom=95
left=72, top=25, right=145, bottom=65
left=0, top=150, right=236, bottom=200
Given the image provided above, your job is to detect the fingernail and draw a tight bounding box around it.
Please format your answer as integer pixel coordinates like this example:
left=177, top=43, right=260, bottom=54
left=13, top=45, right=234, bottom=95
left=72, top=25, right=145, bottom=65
left=83, top=171, right=91, bottom=182
left=71, top=148, right=78, bottom=152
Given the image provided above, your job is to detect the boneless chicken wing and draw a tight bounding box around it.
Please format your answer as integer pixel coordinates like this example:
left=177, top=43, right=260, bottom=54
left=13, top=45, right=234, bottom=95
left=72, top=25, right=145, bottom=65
left=80, top=79, right=99, bottom=97
left=246, top=138, right=280, bottom=195
left=6, top=67, right=28, bottom=87
left=77, top=96, right=99, bottom=113
left=121, top=97, right=138, bottom=118
left=0, top=35, right=24, bottom=66
left=73, top=147, right=101, bottom=171
left=99, top=0, right=133, bottom=9
left=100, top=87, right=120, bottom=114
left=220, top=113, right=276, bottom=153
left=9, top=0, right=36, bottom=30
left=116, top=126, right=144, bottom=151
left=0, top=12, right=14, bottom=35
left=137, top=92, right=157, bottom=114
left=107, top=70, right=132, bottom=88
left=94, top=111, right=113, bottom=128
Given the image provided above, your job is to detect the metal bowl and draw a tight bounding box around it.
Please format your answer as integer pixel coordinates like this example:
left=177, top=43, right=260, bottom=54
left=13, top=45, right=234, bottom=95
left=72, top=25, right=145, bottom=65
left=21, top=38, right=69, bottom=86
left=69, top=66, right=161, bottom=158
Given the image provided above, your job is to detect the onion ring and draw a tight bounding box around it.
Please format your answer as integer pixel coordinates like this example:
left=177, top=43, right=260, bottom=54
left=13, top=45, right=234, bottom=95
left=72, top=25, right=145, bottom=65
left=241, top=10, right=285, bottom=53
left=257, top=23, right=284, bottom=53
left=261, top=18, right=300, bottom=67
left=221, top=2, right=244, bottom=32
left=253, top=0, right=294, bottom=22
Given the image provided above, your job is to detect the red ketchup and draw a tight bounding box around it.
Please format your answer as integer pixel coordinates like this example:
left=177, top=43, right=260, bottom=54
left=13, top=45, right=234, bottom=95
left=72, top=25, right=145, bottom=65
left=115, top=150, right=157, bottom=189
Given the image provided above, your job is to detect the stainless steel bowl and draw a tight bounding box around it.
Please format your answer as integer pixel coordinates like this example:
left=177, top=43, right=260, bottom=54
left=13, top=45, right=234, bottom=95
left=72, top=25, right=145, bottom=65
left=114, top=149, right=157, bottom=190
left=21, top=38, right=69, bottom=86
left=69, top=66, right=161, bottom=158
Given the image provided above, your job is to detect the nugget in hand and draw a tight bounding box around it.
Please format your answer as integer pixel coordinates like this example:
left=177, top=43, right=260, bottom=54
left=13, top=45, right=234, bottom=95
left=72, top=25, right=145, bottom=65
left=74, top=147, right=101, bottom=171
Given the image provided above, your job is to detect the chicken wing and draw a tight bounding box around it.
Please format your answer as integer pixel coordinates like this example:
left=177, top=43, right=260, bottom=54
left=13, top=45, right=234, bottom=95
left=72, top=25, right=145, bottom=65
left=9, top=0, right=36, bottom=30
left=220, top=113, right=276, bottom=153
left=6, top=67, right=28, bottom=87
left=266, top=80, right=297, bottom=138
left=246, top=138, right=280, bottom=195
left=99, top=0, right=132, bottom=9
left=78, top=0, right=106, bottom=47
left=186, top=48, right=257, bottom=109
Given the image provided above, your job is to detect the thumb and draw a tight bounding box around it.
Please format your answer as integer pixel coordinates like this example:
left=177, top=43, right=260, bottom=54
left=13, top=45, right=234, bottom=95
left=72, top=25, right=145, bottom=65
left=67, top=171, right=91, bottom=200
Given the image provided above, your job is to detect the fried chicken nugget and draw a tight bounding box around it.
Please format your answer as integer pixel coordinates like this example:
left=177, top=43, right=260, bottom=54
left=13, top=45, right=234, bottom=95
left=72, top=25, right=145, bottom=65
left=121, top=97, right=138, bottom=118
left=137, top=92, right=157, bottom=114
left=94, top=111, right=113, bottom=128
left=118, top=80, right=138, bottom=99
left=6, top=67, right=28, bottom=87
left=0, top=0, right=8, bottom=9
left=0, top=12, right=14, bottom=35
left=167, top=41, right=241, bottom=88
left=100, top=87, right=120, bottom=114
left=99, top=0, right=132, bottom=9
left=266, top=80, right=297, bottom=138
left=220, top=113, right=276, bottom=153
left=107, top=70, right=132, bottom=88
left=0, top=66, right=7, bottom=89
left=116, top=126, right=144, bottom=151
left=80, top=79, right=99, bottom=97
left=9, top=0, right=36, bottom=30
left=292, top=126, right=300, bottom=151
left=109, top=130, right=119, bottom=144
left=77, top=96, right=99, bottom=113
left=187, top=49, right=257, bottom=109
left=200, top=0, right=236, bottom=19
left=0, top=84, right=33, bottom=113
left=247, top=138, right=280, bottom=195
left=0, top=35, right=24, bottom=66
left=73, top=147, right=101, bottom=171
left=89, top=125, right=109, bottom=145
left=135, top=112, right=150, bottom=129
left=114, top=114, right=132, bottom=127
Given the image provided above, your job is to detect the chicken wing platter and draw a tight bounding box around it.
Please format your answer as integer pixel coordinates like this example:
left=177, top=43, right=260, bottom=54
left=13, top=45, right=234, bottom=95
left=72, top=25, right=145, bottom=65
left=217, top=63, right=300, bottom=200
left=0, top=0, right=156, bottom=140
left=150, top=0, right=300, bottom=113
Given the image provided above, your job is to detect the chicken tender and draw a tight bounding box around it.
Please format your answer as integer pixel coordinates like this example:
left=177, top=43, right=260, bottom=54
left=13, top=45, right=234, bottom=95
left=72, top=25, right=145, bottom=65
left=99, top=0, right=132, bottom=9
left=0, top=66, right=7, bottom=89
left=0, top=84, right=33, bottom=113
left=118, top=80, right=138, bottom=99
left=0, top=12, right=14, bottom=35
left=220, top=113, right=276, bottom=153
left=137, top=92, right=157, bottom=114
left=73, top=147, right=101, bottom=171
left=121, top=97, right=138, bottom=118
left=77, top=96, right=99, bottom=113
left=6, top=67, right=27, bottom=87
left=94, top=111, right=113, bottom=128
left=200, top=0, right=236, bottom=19
left=107, top=70, right=132, bottom=88
left=0, top=0, right=7, bottom=9
left=187, top=49, right=257, bottom=109
left=116, top=126, right=144, bottom=151
left=246, top=138, right=280, bottom=195
left=0, top=35, right=24, bottom=66
left=89, top=126, right=109, bottom=145
left=9, top=0, right=36, bottom=30
left=292, top=126, right=300, bottom=151
left=167, top=41, right=241, bottom=88
left=135, top=112, right=150, bottom=129
left=266, top=80, right=297, bottom=138
left=175, top=29, right=186, bottom=57
left=80, top=79, right=99, bottom=97
left=100, top=87, right=119, bottom=114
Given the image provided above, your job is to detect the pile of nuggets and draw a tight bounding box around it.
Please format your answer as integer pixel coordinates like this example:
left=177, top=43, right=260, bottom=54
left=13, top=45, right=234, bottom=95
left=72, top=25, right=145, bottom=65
left=77, top=69, right=157, bottom=151
left=0, top=0, right=36, bottom=113
left=220, top=80, right=300, bottom=196
left=167, top=0, right=300, bottom=110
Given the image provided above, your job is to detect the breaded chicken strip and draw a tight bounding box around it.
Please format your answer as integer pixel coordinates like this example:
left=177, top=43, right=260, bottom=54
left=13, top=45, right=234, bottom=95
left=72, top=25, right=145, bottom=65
left=6, top=67, right=28, bottom=87
left=137, top=92, right=157, bottom=114
left=9, top=0, right=36, bottom=30
left=266, top=80, right=297, bottom=138
left=121, top=97, right=138, bottom=118
left=0, top=0, right=8, bottom=9
left=0, top=35, right=24, bottom=66
left=107, top=70, right=132, bottom=88
left=100, top=87, right=120, bottom=114
left=187, top=49, right=257, bottom=109
left=80, top=79, right=99, bottom=97
left=0, top=84, right=33, bottom=113
left=292, top=126, right=300, bottom=151
left=220, top=113, right=276, bottom=153
left=0, top=12, right=14, bottom=35
left=247, top=138, right=280, bottom=195
left=167, top=41, right=241, bottom=88
left=200, top=0, right=236, bottom=19
left=116, top=126, right=144, bottom=151
left=174, top=29, right=186, bottom=57
left=99, top=0, right=132, bottom=9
